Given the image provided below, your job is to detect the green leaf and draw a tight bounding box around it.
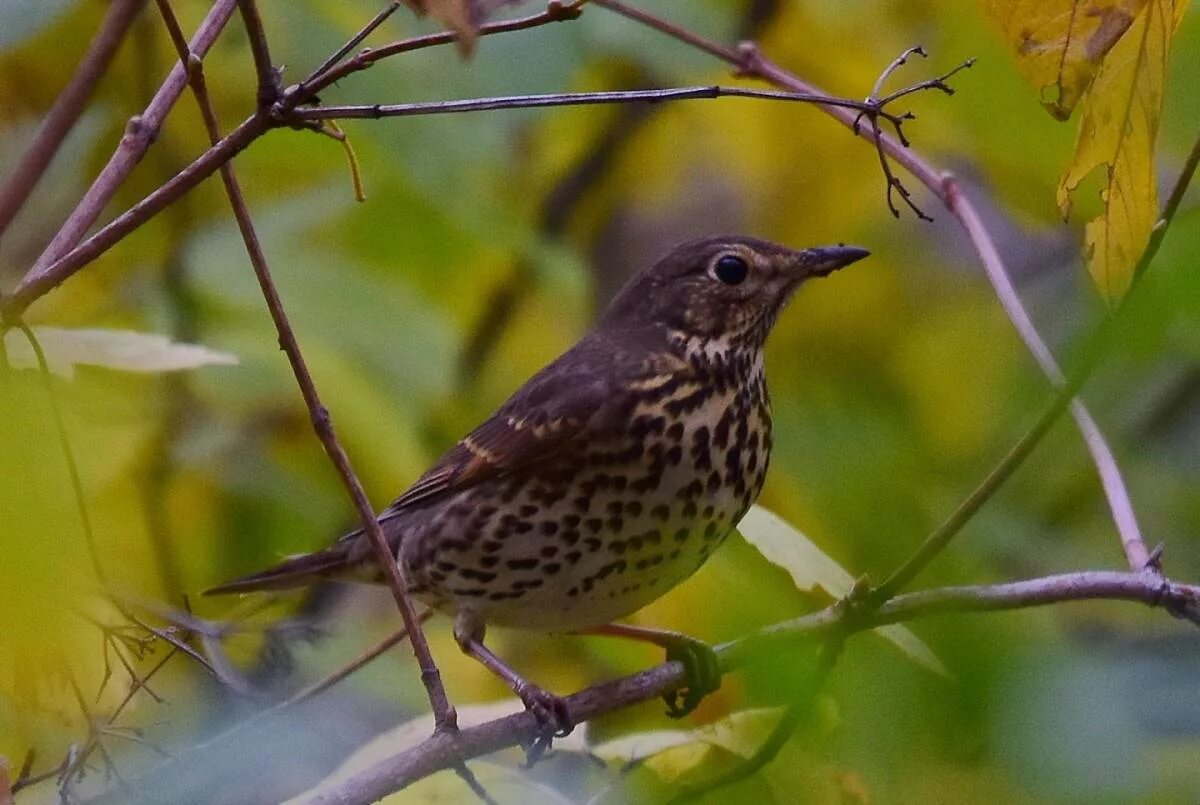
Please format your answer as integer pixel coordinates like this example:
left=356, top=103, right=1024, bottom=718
left=4, top=327, right=238, bottom=380
left=1056, top=0, right=1191, bottom=300
left=588, top=707, right=783, bottom=768
left=737, top=505, right=947, bottom=676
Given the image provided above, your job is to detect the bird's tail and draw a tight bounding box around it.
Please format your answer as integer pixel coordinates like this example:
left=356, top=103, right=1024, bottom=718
left=204, top=543, right=354, bottom=596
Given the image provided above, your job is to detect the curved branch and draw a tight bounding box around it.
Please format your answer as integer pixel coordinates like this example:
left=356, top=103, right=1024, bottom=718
left=301, top=570, right=1200, bottom=804
left=592, top=0, right=1153, bottom=578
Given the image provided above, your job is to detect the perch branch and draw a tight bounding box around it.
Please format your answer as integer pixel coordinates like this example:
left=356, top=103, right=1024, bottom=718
left=300, top=569, right=1200, bottom=804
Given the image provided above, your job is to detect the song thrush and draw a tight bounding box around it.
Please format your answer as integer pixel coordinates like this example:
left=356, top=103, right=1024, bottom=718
left=209, top=236, right=868, bottom=736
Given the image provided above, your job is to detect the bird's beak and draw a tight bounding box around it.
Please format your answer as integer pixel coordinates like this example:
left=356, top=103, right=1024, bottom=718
left=796, top=244, right=871, bottom=278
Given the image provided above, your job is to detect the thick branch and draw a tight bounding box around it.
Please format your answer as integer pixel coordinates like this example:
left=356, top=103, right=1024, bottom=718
left=0, top=0, right=147, bottom=239
left=302, top=570, right=1200, bottom=804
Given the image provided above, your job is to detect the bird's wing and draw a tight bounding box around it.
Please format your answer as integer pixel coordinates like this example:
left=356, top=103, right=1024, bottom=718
left=381, top=343, right=629, bottom=516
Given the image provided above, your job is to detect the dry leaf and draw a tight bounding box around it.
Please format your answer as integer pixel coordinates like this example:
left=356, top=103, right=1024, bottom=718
left=1056, top=0, right=1190, bottom=300
left=405, top=0, right=526, bottom=55
left=979, top=0, right=1149, bottom=120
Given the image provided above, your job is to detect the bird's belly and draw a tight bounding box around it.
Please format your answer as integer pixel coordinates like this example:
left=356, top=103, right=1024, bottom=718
left=402, top=389, right=770, bottom=631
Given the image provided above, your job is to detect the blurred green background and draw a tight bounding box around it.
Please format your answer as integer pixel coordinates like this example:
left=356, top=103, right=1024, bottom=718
left=1, top=0, right=1198, bottom=802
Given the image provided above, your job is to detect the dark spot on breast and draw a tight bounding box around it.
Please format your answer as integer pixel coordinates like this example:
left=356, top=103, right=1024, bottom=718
left=666, top=422, right=684, bottom=442
left=704, top=523, right=719, bottom=540
left=606, top=516, right=624, bottom=532
left=682, top=500, right=697, bottom=519
left=540, top=521, right=559, bottom=536
left=564, top=550, right=582, bottom=565
left=584, top=537, right=602, bottom=552
left=665, top=445, right=683, bottom=466
left=609, top=540, right=627, bottom=554
left=585, top=518, right=603, bottom=533
left=706, top=471, right=722, bottom=494
left=573, top=496, right=591, bottom=512
left=452, top=587, right=487, bottom=597
left=606, top=501, right=623, bottom=516
left=624, top=501, right=643, bottom=516
left=540, top=545, right=559, bottom=558
left=506, top=558, right=538, bottom=570
left=631, top=474, right=661, bottom=494
left=482, top=540, right=504, bottom=553
left=460, top=568, right=496, bottom=583
left=479, top=555, right=499, bottom=568
left=560, top=528, right=581, bottom=545
left=544, top=562, right=561, bottom=575
left=651, top=504, right=670, bottom=521
left=673, top=527, right=689, bottom=543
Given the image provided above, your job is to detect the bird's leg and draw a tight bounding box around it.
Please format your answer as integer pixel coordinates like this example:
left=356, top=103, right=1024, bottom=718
left=580, top=623, right=721, bottom=718
left=453, top=611, right=573, bottom=761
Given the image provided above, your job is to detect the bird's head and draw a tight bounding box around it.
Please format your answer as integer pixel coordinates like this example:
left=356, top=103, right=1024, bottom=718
left=599, top=235, right=869, bottom=351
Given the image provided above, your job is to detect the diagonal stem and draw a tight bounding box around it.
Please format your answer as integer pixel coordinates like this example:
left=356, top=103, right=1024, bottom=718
left=154, top=0, right=456, bottom=728
left=0, top=0, right=148, bottom=240
left=23, top=0, right=239, bottom=278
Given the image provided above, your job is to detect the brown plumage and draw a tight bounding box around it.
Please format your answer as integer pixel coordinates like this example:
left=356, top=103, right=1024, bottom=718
left=209, top=235, right=868, bottom=732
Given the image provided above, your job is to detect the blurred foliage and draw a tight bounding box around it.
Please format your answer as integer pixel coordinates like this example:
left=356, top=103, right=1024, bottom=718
left=1, top=0, right=1199, bottom=802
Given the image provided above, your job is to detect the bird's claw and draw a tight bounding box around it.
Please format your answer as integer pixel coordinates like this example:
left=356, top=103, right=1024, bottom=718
left=661, top=635, right=721, bottom=719
left=516, top=682, right=573, bottom=765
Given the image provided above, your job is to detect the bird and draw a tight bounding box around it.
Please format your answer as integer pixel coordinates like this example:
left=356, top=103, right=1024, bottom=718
left=208, top=235, right=868, bottom=737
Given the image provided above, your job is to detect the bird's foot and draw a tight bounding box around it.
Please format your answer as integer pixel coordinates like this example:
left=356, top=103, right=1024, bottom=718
left=515, top=681, right=573, bottom=765
left=661, top=634, right=721, bottom=719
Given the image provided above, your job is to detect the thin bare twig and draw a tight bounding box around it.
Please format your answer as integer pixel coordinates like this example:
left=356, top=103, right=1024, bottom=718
left=236, top=0, right=278, bottom=105
left=290, top=85, right=913, bottom=122
left=300, top=1, right=404, bottom=91
left=0, top=0, right=147, bottom=239
left=296, top=1, right=587, bottom=99
left=155, top=2, right=455, bottom=727
left=2, top=2, right=590, bottom=322
left=13, top=323, right=107, bottom=586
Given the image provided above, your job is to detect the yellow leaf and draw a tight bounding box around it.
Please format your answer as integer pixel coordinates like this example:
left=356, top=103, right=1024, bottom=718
left=979, top=0, right=1149, bottom=120
left=1056, top=0, right=1190, bottom=301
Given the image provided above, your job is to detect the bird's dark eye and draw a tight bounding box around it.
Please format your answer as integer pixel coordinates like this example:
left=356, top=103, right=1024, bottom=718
left=712, top=254, right=749, bottom=286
